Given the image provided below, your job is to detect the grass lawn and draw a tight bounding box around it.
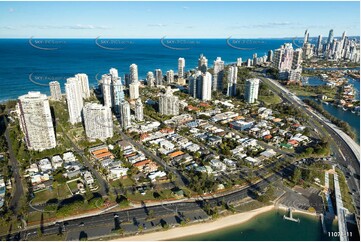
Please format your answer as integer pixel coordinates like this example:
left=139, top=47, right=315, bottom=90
left=336, top=169, right=355, bottom=213
left=32, top=183, right=72, bottom=204
left=126, top=190, right=156, bottom=201
left=288, top=88, right=318, bottom=97
left=32, top=189, right=55, bottom=204
left=27, top=211, right=56, bottom=224
left=126, top=189, right=175, bottom=201
left=258, top=94, right=282, bottom=105
left=67, top=180, right=80, bottom=194
left=57, top=183, right=72, bottom=198
left=36, top=233, right=65, bottom=241
left=159, top=189, right=174, bottom=199
left=121, top=178, right=135, bottom=187
left=111, top=178, right=134, bottom=188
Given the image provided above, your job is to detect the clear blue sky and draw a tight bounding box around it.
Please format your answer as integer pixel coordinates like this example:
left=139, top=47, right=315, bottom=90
left=0, top=1, right=359, bottom=38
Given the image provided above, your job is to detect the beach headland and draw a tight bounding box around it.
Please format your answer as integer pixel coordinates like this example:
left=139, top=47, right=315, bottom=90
left=115, top=205, right=274, bottom=241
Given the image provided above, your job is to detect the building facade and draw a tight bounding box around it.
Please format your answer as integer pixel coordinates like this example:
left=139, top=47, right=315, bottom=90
left=101, top=74, right=112, bottom=108
left=18, top=91, right=56, bottom=151
left=237, top=57, right=243, bottom=66
left=178, top=57, right=185, bottom=79
left=129, top=64, right=138, bottom=83
left=65, top=77, right=84, bottom=124
left=49, top=81, right=62, bottom=100
left=147, top=71, right=155, bottom=87
left=135, top=98, right=144, bottom=121
left=244, top=78, right=260, bottom=104
left=159, top=86, right=179, bottom=116
left=213, top=57, right=225, bottom=91
left=83, top=103, right=113, bottom=141
left=75, top=73, right=90, bottom=99
left=166, top=70, right=174, bottom=84
left=120, top=100, right=131, bottom=129
left=201, top=72, right=212, bottom=101
left=129, top=81, right=140, bottom=99
left=155, top=69, right=163, bottom=86
left=198, top=54, right=208, bottom=73
left=227, top=66, right=238, bottom=97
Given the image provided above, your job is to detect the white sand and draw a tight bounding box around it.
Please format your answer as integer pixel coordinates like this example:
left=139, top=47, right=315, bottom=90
left=115, top=205, right=274, bottom=241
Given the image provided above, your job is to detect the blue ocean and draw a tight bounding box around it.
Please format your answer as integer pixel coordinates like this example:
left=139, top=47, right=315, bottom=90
left=0, top=38, right=294, bottom=101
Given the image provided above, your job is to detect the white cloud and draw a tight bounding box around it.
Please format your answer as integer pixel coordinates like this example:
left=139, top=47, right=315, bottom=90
left=0, top=26, right=15, bottom=29
left=24, top=24, right=111, bottom=30
left=147, top=23, right=167, bottom=27
left=231, top=21, right=297, bottom=29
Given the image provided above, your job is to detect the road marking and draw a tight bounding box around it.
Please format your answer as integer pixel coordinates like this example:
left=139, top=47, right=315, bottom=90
left=338, top=148, right=346, bottom=161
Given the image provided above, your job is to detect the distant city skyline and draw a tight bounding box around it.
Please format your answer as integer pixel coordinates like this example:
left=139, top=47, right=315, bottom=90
left=0, top=1, right=359, bottom=38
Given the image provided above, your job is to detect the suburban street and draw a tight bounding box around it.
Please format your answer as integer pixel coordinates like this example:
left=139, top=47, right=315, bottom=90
left=59, top=124, right=109, bottom=196
left=115, top=121, right=189, bottom=188
left=3, top=112, right=24, bottom=215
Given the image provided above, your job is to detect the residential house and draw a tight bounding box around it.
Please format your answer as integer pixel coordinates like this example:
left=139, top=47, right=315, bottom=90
left=38, top=158, right=53, bottom=173
left=51, top=155, right=63, bottom=170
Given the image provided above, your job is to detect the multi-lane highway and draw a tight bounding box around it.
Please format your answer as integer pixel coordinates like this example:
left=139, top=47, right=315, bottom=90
left=259, top=75, right=360, bottom=217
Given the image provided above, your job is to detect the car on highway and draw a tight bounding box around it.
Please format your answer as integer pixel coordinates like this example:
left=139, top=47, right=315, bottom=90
left=79, top=222, right=85, bottom=227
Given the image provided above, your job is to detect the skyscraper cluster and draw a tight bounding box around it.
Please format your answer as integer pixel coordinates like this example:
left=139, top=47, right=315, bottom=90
left=311, top=29, right=360, bottom=62
left=66, top=72, right=115, bottom=141
left=188, top=71, right=212, bottom=101
left=100, top=68, right=125, bottom=112
left=99, top=67, right=134, bottom=129
left=272, top=43, right=303, bottom=82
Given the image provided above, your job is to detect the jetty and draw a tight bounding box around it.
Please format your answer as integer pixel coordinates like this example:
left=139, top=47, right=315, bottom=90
left=283, top=208, right=300, bottom=223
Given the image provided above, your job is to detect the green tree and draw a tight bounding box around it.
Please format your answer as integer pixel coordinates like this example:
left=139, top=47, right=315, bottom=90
left=292, top=168, right=302, bottom=184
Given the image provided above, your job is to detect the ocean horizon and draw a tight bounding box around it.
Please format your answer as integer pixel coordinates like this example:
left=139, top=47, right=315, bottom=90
left=0, top=38, right=311, bottom=102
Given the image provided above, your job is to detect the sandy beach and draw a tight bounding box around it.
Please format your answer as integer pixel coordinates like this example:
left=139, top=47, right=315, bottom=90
left=116, top=205, right=274, bottom=241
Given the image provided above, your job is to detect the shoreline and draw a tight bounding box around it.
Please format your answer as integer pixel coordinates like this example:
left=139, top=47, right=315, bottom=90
left=277, top=205, right=318, bottom=218
left=115, top=205, right=274, bottom=241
